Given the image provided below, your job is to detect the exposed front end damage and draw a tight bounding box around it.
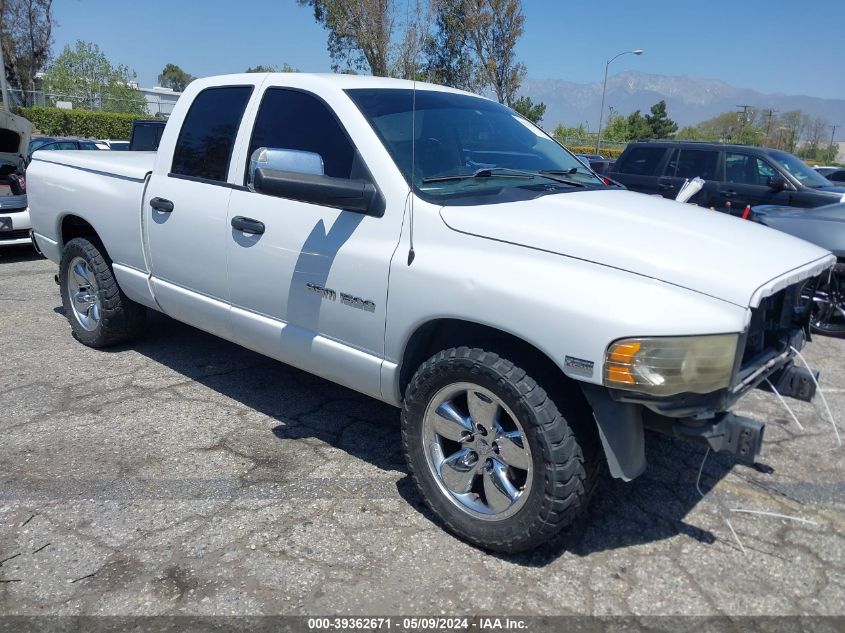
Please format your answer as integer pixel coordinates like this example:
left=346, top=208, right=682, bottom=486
left=583, top=274, right=830, bottom=481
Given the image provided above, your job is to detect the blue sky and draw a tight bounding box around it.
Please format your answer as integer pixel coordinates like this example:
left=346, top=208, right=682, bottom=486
left=53, top=0, right=845, bottom=99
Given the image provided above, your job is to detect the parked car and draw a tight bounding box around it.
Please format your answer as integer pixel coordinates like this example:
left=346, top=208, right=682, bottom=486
left=129, top=119, right=166, bottom=151
left=0, top=109, right=32, bottom=247
left=588, top=158, right=616, bottom=177
left=752, top=202, right=845, bottom=337
left=28, top=73, right=833, bottom=552
left=611, top=141, right=845, bottom=212
left=103, top=140, right=130, bottom=151
left=28, top=136, right=105, bottom=161
left=815, top=166, right=845, bottom=185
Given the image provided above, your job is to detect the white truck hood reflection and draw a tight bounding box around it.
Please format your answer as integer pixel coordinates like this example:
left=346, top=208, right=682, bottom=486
left=439, top=188, right=834, bottom=308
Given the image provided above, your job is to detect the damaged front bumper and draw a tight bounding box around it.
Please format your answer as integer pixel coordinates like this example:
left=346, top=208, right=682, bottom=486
left=583, top=276, right=825, bottom=481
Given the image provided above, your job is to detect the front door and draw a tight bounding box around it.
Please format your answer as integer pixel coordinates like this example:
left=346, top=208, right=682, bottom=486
left=225, top=87, right=400, bottom=399
left=719, top=152, right=791, bottom=215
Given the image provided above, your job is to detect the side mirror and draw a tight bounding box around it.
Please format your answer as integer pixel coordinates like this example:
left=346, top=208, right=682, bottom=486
left=767, top=174, right=786, bottom=191
left=247, top=147, right=324, bottom=191
left=253, top=168, right=384, bottom=217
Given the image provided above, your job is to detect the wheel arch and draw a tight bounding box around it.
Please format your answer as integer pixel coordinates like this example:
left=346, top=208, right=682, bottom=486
left=59, top=214, right=111, bottom=259
left=397, top=319, right=596, bottom=429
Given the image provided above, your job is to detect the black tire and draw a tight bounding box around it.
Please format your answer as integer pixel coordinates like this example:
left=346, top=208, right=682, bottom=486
left=58, top=237, right=146, bottom=347
left=802, top=262, right=845, bottom=338
left=401, top=346, right=599, bottom=553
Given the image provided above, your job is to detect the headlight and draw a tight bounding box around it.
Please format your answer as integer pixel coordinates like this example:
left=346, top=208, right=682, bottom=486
left=604, top=334, right=739, bottom=397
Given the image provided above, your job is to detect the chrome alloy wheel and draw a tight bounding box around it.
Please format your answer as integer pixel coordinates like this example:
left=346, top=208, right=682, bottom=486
left=422, top=382, right=533, bottom=521
left=66, top=256, right=102, bottom=332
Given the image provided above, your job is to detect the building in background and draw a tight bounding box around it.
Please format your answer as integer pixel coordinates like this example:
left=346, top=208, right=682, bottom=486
left=139, top=86, right=181, bottom=117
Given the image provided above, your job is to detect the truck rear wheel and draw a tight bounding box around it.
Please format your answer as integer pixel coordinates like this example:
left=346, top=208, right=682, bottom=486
left=59, top=237, right=146, bottom=348
left=401, top=347, right=597, bottom=553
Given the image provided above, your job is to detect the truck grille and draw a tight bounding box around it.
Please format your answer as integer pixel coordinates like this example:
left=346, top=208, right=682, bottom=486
left=739, top=281, right=807, bottom=374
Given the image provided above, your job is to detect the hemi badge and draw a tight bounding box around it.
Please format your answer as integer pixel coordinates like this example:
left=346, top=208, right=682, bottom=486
left=564, top=356, right=594, bottom=377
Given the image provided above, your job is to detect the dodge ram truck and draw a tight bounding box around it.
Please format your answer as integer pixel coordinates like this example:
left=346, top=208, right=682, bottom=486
left=28, top=73, right=835, bottom=552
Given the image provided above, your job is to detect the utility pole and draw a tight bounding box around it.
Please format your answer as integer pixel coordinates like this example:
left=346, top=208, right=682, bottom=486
left=763, top=109, right=779, bottom=143
left=736, top=104, right=754, bottom=125
left=830, top=124, right=840, bottom=161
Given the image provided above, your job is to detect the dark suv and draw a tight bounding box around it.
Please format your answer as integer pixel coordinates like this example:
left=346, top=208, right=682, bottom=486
left=611, top=141, right=845, bottom=213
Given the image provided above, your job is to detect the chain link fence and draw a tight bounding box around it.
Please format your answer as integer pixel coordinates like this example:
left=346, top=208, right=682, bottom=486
left=1, top=88, right=179, bottom=117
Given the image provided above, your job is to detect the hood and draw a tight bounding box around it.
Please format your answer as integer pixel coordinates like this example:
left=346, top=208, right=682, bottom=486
left=440, top=189, right=834, bottom=308
left=0, top=109, right=32, bottom=163
left=816, top=185, right=845, bottom=197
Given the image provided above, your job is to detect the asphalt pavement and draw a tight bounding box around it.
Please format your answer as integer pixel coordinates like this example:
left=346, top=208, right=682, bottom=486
left=1, top=246, right=844, bottom=618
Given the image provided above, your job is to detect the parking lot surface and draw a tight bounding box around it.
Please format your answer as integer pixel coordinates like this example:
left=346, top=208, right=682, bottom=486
left=1, top=247, right=844, bottom=617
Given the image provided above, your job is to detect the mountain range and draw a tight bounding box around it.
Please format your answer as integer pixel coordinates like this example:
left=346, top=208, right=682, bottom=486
left=522, top=71, right=845, bottom=135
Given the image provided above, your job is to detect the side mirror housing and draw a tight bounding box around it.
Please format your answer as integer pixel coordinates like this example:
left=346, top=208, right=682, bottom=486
left=247, top=147, right=324, bottom=191
left=253, top=168, right=384, bottom=217
left=768, top=174, right=787, bottom=191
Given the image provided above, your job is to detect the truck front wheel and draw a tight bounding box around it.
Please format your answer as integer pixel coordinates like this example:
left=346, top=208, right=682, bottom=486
left=402, top=347, right=597, bottom=553
left=59, top=237, right=146, bottom=348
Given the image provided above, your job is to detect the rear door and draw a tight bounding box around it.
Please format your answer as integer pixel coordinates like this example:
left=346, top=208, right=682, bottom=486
left=656, top=147, right=720, bottom=204
left=611, top=145, right=670, bottom=195
left=720, top=151, right=791, bottom=215
left=144, top=85, right=254, bottom=338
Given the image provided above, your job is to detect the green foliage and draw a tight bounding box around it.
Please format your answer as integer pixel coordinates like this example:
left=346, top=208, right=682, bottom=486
left=552, top=123, right=588, bottom=141
left=625, top=110, right=651, bottom=140
left=42, top=40, right=147, bottom=114
left=244, top=63, right=299, bottom=73
left=157, top=63, right=194, bottom=91
left=602, top=114, right=629, bottom=142
left=512, top=96, right=546, bottom=124
left=644, top=100, right=677, bottom=139
left=424, top=0, right=480, bottom=91
left=16, top=106, right=155, bottom=140
left=566, top=145, right=624, bottom=159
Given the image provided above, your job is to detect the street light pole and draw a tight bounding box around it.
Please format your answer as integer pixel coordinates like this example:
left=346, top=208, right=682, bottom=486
left=595, top=49, right=643, bottom=155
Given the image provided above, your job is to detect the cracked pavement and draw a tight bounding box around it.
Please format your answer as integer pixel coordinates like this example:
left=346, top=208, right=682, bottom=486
left=1, top=246, right=844, bottom=616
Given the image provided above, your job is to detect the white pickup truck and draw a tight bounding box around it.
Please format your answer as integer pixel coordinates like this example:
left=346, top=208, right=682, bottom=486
left=28, top=73, right=834, bottom=552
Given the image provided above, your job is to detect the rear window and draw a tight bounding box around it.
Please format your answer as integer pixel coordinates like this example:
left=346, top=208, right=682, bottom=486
left=171, top=86, right=253, bottom=182
left=616, top=146, right=666, bottom=176
left=666, top=148, right=718, bottom=180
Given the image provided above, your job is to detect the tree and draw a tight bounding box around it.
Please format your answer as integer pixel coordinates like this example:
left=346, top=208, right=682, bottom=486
left=464, top=0, right=525, bottom=106
left=512, top=95, right=545, bottom=124
left=424, top=0, right=480, bottom=91
left=644, top=100, right=677, bottom=139
left=552, top=123, right=588, bottom=143
left=157, top=63, right=194, bottom=91
left=0, top=0, right=53, bottom=106
left=626, top=110, right=651, bottom=140
left=41, top=40, right=146, bottom=114
left=602, top=114, right=628, bottom=142
left=296, top=0, right=394, bottom=76
left=244, top=63, right=299, bottom=73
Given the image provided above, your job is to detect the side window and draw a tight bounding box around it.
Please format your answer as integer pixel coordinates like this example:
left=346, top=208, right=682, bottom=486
left=246, top=88, right=355, bottom=181
left=725, top=153, right=775, bottom=186
left=675, top=149, right=718, bottom=180
left=831, top=170, right=845, bottom=181
left=616, top=147, right=667, bottom=176
left=171, top=86, right=253, bottom=182
left=79, top=141, right=98, bottom=150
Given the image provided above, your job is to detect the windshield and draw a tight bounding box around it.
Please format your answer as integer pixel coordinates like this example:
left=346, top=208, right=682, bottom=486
left=346, top=88, right=604, bottom=204
left=769, top=150, right=834, bottom=188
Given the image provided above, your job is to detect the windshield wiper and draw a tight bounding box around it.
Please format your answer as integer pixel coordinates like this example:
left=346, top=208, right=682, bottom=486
left=423, top=167, right=586, bottom=187
left=422, top=167, right=534, bottom=184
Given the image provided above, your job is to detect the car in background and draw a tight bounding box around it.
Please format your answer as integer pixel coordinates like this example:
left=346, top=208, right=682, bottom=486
left=0, top=109, right=32, bottom=247
left=815, top=166, right=845, bottom=185
left=27, top=136, right=106, bottom=161
left=129, top=119, right=166, bottom=151
left=588, top=158, right=616, bottom=177
left=751, top=202, right=845, bottom=337
left=611, top=141, right=845, bottom=212
left=102, top=140, right=130, bottom=151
